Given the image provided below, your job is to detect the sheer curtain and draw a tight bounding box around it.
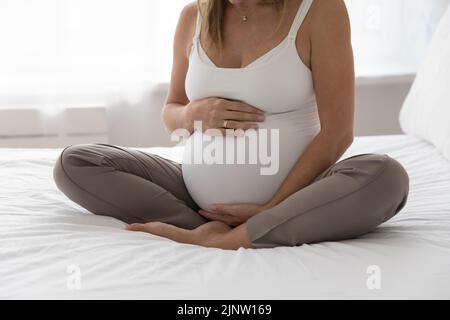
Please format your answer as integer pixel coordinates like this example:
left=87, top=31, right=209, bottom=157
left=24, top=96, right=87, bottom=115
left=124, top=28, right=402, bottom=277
left=346, top=0, right=449, bottom=76
left=0, top=0, right=188, bottom=111
left=0, top=0, right=448, bottom=111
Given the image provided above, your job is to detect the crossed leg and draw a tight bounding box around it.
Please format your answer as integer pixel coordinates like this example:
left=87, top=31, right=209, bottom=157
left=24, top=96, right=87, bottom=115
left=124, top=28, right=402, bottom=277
left=127, top=153, right=409, bottom=250
left=54, top=143, right=255, bottom=249
left=54, top=144, right=409, bottom=250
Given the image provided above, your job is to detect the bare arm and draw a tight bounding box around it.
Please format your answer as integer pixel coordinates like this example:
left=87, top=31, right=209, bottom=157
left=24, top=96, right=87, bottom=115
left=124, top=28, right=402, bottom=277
left=161, top=3, right=196, bottom=133
left=265, top=0, right=355, bottom=208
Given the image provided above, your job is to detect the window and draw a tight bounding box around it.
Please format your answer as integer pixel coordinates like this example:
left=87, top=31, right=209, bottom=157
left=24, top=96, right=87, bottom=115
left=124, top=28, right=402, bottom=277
left=346, top=0, right=449, bottom=76
left=0, top=0, right=188, bottom=110
left=0, top=0, right=448, bottom=110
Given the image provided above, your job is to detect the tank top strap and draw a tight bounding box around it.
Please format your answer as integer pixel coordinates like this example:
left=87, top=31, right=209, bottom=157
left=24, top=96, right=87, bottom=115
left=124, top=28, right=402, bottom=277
left=193, top=10, right=202, bottom=42
left=288, top=0, right=314, bottom=40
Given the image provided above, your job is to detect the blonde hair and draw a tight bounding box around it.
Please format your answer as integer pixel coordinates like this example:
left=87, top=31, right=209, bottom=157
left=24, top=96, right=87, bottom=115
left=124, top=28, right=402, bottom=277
left=197, top=0, right=288, bottom=50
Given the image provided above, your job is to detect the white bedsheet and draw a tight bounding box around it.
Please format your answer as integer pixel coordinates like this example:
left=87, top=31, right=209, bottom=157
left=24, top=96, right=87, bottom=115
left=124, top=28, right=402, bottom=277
left=1, top=135, right=450, bottom=299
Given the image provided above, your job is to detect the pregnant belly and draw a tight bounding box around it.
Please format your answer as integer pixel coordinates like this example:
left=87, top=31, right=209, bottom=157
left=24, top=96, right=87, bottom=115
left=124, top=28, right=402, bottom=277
left=181, top=110, right=321, bottom=210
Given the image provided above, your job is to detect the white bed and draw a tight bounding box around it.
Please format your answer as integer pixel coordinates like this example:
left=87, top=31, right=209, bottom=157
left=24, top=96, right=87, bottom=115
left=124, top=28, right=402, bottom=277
left=1, top=134, right=450, bottom=299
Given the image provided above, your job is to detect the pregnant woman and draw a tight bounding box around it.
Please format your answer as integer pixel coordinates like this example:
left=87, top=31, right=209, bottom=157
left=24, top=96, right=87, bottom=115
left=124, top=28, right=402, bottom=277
left=53, top=0, right=409, bottom=249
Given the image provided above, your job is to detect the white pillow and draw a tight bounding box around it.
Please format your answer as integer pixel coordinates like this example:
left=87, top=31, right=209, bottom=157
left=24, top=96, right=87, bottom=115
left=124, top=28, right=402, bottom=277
left=400, top=5, right=450, bottom=160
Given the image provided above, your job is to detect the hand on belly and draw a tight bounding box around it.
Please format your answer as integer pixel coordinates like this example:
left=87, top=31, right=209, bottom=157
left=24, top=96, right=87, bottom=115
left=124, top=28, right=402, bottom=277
left=198, top=203, right=267, bottom=226
left=177, top=98, right=320, bottom=211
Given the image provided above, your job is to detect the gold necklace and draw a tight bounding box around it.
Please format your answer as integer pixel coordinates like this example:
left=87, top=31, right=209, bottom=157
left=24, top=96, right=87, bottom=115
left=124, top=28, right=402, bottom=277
left=230, top=5, right=249, bottom=22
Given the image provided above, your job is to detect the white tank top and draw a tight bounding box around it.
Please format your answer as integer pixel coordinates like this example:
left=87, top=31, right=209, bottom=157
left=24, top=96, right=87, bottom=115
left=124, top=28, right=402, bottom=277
left=182, top=0, right=321, bottom=210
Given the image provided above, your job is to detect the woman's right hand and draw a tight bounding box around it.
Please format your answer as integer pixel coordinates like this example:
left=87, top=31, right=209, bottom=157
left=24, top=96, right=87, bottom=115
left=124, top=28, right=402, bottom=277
left=182, top=97, right=266, bottom=134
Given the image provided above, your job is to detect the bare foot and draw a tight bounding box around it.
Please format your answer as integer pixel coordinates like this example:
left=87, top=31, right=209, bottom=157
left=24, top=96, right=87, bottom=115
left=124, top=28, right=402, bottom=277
left=127, top=222, right=194, bottom=244
left=193, top=221, right=232, bottom=241
left=127, top=221, right=254, bottom=250
left=126, top=221, right=232, bottom=247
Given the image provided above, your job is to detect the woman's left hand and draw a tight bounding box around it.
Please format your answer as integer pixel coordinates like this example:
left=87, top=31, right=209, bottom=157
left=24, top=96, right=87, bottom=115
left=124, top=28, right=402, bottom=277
left=199, top=203, right=269, bottom=227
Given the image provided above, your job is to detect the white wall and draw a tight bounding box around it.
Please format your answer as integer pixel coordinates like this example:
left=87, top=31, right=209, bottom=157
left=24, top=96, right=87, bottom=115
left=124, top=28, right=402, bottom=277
left=107, top=83, right=172, bottom=148
left=354, top=75, right=414, bottom=136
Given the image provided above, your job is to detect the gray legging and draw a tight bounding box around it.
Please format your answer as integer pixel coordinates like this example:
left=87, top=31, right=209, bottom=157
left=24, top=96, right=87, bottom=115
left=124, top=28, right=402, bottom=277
left=53, top=144, right=409, bottom=248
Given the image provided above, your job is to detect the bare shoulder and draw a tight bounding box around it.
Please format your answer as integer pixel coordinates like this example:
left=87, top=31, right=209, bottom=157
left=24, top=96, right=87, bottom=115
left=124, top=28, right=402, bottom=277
left=308, top=0, right=351, bottom=40
left=179, top=1, right=198, bottom=23
left=175, top=2, right=199, bottom=57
